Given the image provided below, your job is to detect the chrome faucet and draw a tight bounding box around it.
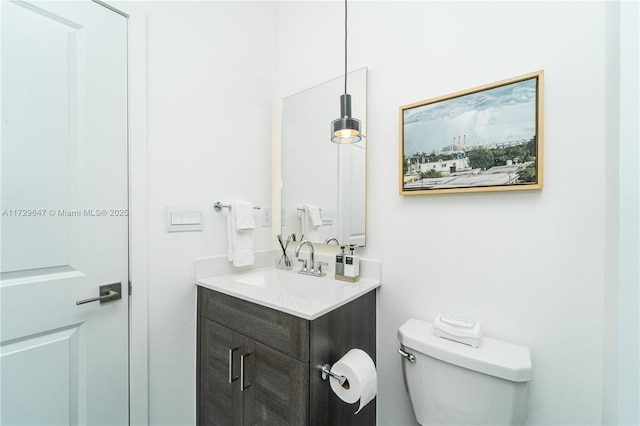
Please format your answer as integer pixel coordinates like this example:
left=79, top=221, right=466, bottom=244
left=294, top=240, right=325, bottom=277
left=324, top=237, right=340, bottom=245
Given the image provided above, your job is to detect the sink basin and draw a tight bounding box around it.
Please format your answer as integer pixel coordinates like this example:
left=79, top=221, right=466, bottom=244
left=196, top=267, right=380, bottom=320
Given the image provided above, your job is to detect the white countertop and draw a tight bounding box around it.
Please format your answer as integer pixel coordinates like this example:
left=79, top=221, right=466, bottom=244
left=196, top=266, right=381, bottom=320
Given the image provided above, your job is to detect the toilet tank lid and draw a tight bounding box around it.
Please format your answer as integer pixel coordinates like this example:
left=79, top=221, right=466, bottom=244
left=397, top=318, right=532, bottom=382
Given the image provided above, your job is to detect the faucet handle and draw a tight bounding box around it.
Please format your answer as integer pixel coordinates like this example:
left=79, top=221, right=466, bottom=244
left=297, top=258, right=308, bottom=272
left=317, top=261, right=329, bottom=274
left=315, top=261, right=328, bottom=277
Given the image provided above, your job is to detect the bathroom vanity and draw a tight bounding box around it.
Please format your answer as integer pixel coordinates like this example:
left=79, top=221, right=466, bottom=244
left=196, top=267, right=380, bottom=426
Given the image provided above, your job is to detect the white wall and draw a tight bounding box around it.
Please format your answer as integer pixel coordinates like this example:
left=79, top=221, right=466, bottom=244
left=276, top=1, right=617, bottom=424
left=121, top=2, right=278, bottom=424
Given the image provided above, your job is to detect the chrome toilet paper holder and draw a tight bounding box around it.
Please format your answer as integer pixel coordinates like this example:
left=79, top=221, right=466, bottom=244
left=320, top=363, right=347, bottom=386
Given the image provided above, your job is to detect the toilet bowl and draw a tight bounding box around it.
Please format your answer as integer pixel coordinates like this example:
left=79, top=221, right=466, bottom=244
left=397, top=318, right=532, bottom=425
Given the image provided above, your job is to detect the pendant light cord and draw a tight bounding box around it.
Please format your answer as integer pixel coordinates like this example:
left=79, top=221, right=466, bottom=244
left=344, top=0, right=348, bottom=96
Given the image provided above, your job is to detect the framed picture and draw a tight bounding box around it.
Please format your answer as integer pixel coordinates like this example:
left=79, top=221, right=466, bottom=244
left=400, top=70, right=544, bottom=195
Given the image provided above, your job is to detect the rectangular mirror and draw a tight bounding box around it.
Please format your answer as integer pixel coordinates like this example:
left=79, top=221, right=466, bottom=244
left=281, top=67, right=367, bottom=247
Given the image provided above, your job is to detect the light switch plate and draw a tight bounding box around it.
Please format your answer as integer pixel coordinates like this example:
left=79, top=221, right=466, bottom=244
left=166, top=206, right=203, bottom=232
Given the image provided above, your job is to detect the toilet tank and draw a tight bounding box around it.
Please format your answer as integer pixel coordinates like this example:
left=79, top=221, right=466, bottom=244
left=397, top=318, right=532, bottom=426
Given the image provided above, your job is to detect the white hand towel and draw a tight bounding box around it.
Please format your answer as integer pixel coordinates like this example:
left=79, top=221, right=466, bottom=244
left=298, top=204, right=321, bottom=241
left=226, top=201, right=255, bottom=267
left=233, top=201, right=255, bottom=230
left=304, top=204, right=323, bottom=227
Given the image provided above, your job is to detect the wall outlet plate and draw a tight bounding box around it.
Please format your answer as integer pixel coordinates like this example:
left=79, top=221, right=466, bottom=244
left=262, top=208, right=271, bottom=227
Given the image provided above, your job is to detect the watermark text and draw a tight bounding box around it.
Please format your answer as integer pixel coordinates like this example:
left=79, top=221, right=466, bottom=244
left=2, top=208, right=128, bottom=217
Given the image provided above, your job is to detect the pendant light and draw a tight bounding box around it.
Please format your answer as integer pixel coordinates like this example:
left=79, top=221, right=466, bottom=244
left=331, top=0, right=362, bottom=144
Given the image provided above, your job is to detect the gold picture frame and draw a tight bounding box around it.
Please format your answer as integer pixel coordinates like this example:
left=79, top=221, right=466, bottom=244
left=400, top=70, right=544, bottom=195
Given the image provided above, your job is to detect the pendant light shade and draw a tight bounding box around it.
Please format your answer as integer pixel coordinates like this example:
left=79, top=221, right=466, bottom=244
left=331, top=94, right=362, bottom=144
left=331, top=0, right=363, bottom=144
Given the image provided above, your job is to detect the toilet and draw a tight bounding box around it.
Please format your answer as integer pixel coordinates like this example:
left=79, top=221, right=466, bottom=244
left=397, top=318, right=532, bottom=425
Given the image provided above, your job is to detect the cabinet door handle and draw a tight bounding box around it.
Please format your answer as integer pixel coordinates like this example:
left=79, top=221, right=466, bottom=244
left=240, top=352, right=251, bottom=392
left=228, top=347, right=239, bottom=383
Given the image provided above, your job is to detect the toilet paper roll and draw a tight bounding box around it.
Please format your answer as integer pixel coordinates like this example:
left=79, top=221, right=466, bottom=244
left=329, top=348, right=377, bottom=414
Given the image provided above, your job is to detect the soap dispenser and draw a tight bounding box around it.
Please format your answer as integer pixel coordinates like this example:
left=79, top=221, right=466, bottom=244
left=335, top=245, right=346, bottom=280
left=342, top=245, right=360, bottom=282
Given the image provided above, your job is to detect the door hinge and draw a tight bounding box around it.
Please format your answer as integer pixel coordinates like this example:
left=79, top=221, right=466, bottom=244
left=128, top=281, right=132, bottom=296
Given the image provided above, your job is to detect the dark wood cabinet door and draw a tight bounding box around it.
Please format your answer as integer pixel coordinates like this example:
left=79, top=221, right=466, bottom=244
left=199, top=317, right=309, bottom=426
left=199, top=318, right=244, bottom=426
left=244, top=341, right=309, bottom=426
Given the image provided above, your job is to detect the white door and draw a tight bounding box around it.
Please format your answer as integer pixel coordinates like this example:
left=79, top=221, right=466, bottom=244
left=0, top=1, right=129, bottom=424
